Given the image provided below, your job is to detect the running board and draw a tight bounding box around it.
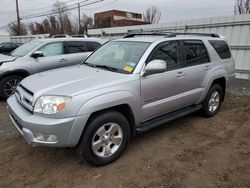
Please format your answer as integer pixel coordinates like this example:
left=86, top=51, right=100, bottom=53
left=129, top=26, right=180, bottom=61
left=136, top=105, right=202, bottom=133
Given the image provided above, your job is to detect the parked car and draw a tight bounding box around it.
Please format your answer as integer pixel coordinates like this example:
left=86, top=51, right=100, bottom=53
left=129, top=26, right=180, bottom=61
left=7, top=33, right=235, bottom=166
left=0, top=38, right=105, bottom=99
left=0, top=42, right=19, bottom=54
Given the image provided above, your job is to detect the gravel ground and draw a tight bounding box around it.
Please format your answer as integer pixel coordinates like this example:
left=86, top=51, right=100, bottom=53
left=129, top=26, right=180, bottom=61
left=0, top=78, right=250, bottom=188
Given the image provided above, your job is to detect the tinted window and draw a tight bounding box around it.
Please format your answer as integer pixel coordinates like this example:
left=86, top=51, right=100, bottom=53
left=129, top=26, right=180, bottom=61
left=87, top=42, right=101, bottom=51
left=4, top=43, right=12, bottom=48
left=66, top=41, right=87, bottom=53
left=39, top=42, right=64, bottom=57
left=150, top=41, right=180, bottom=70
left=209, top=40, right=231, bottom=59
left=184, top=40, right=210, bottom=66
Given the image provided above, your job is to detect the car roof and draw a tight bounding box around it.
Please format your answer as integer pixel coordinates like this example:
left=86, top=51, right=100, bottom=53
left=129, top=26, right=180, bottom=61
left=114, top=35, right=227, bottom=43
left=36, top=38, right=106, bottom=43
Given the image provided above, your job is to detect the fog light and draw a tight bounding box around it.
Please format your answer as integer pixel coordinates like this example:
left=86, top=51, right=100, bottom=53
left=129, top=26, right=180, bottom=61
left=33, top=133, right=45, bottom=141
left=33, top=132, right=57, bottom=143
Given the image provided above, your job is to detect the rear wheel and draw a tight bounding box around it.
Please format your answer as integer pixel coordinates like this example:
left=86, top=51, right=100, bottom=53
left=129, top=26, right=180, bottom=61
left=78, top=111, right=131, bottom=166
left=0, top=76, right=23, bottom=99
left=201, top=84, right=223, bottom=117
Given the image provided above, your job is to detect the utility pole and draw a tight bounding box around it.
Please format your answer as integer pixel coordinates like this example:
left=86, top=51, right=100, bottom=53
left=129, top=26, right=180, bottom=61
left=78, top=3, right=81, bottom=33
left=15, top=0, right=21, bottom=35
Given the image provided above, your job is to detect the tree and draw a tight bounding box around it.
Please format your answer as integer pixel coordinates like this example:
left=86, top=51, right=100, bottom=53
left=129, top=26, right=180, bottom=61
left=79, top=14, right=94, bottom=34
left=8, top=22, right=28, bottom=36
left=143, top=6, right=161, bottom=24
left=234, top=0, right=250, bottom=14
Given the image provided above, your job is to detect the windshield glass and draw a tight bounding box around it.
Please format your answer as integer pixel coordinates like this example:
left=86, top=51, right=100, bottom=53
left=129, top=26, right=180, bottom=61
left=84, top=41, right=150, bottom=74
left=11, top=40, right=43, bottom=57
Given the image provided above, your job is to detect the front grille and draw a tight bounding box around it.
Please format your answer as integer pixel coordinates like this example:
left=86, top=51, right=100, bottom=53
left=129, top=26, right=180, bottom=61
left=15, top=85, right=34, bottom=112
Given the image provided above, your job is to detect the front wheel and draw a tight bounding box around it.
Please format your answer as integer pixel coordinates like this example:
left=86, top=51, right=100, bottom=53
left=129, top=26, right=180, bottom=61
left=78, top=111, right=131, bottom=166
left=0, top=76, right=23, bottom=99
left=201, top=84, right=223, bottom=117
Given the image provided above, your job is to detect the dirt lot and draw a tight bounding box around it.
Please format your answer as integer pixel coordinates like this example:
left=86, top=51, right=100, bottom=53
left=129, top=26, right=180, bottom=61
left=0, top=80, right=250, bottom=188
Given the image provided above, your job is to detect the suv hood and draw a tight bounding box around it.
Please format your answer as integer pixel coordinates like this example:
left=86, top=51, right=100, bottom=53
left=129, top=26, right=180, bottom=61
left=21, top=65, right=131, bottom=97
left=0, top=54, right=16, bottom=64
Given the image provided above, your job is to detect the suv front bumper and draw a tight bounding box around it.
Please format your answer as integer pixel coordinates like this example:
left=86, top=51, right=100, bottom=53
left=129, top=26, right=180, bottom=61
left=7, top=95, right=89, bottom=147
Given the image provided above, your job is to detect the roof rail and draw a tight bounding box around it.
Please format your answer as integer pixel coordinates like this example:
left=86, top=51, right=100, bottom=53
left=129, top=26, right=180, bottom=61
left=123, top=33, right=167, bottom=38
left=166, top=32, right=220, bottom=38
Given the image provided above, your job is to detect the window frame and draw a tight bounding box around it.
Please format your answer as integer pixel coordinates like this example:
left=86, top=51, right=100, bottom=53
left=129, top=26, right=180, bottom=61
left=181, top=39, right=211, bottom=67
left=146, top=40, right=183, bottom=71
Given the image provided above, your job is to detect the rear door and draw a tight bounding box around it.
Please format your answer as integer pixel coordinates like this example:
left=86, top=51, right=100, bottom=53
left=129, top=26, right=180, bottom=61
left=177, top=40, right=211, bottom=105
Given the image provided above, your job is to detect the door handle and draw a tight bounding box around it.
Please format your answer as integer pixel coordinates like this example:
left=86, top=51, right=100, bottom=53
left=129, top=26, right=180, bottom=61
left=59, top=58, right=67, bottom=62
left=205, top=65, right=211, bottom=70
left=177, top=72, right=185, bottom=78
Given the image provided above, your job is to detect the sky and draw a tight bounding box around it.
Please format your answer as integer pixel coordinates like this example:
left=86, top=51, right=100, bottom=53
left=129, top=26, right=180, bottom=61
left=0, top=0, right=236, bottom=34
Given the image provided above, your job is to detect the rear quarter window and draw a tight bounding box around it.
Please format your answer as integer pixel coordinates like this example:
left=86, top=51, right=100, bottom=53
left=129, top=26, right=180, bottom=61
left=209, top=40, right=231, bottom=59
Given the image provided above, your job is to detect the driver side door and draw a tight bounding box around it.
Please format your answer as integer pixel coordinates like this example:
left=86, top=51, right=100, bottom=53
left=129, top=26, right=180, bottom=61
left=141, top=40, right=188, bottom=121
left=31, top=42, right=69, bottom=73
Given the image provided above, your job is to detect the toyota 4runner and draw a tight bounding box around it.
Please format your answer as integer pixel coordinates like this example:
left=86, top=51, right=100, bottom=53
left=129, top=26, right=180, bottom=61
left=7, top=33, right=235, bottom=166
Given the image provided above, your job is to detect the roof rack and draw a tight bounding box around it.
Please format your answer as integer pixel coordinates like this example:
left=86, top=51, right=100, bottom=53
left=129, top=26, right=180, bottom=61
left=123, top=32, right=220, bottom=38
left=123, top=33, right=168, bottom=38
left=166, top=32, right=220, bottom=38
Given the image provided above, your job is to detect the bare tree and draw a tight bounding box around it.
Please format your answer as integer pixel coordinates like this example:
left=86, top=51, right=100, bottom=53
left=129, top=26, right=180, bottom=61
left=234, top=0, right=250, bottom=14
left=53, top=1, right=74, bottom=34
left=143, top=6, right=161, bottom=24
left=8, top=22, right=28, bottom=36
left=79, top=14, right=94, bottom=34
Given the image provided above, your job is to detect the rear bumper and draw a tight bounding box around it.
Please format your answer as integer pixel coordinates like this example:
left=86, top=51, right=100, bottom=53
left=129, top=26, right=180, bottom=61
left=7, top=95, right=89, bottom=147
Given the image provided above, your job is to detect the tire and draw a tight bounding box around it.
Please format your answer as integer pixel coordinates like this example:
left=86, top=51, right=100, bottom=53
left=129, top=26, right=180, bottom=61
left=78, top=110, right=131, bottom=166
left=201, top=84, right=223, bottom=117
left=0, top=76, right=23, bottom=100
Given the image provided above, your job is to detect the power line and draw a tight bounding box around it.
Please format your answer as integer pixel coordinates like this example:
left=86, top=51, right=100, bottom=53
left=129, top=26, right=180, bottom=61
left=21, top=0, right=90, bottom=19
left=0, top=0, right=105, bottom=30
left=21, top=0, right=103, bottom=20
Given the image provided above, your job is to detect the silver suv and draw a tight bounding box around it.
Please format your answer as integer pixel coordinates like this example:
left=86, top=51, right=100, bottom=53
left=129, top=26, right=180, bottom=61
left=7, top=33, right=235, bottom=166
left=0, top=38, right=105, bottom=99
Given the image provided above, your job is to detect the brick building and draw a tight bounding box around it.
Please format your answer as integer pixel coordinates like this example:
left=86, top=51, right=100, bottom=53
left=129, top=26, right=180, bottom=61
left=94, top=10, right=150, bottom=28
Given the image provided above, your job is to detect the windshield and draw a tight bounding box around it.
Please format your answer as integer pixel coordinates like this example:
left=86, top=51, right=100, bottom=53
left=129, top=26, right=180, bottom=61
left=11, top=40, right=43, bottom=57
left=84, top=41, right=150, bottom=74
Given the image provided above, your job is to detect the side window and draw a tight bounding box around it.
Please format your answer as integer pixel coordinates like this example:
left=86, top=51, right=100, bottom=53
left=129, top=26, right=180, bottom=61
left=149, top=41, right=180, bottom=70
left=87, top=42, right=101, bottom=52
left=39, top=42, right=64, bottom=57
left=209, top=40, right=231, bottom=59
left=66, top=41, right=87, bottom=54
left=184, top=40, right=210, bottom=66
left=4, top=43, right=12, bottom=48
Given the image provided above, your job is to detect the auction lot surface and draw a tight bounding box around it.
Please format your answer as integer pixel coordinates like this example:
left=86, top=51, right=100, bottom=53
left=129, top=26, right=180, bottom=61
left=0, top=79, right=250, bottom=188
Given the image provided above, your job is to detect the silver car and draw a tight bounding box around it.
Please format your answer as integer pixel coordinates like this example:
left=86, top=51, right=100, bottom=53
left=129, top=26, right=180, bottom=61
left=0, top=38, right=105, bottom=99
left=7, top=33, right=235, bottom=166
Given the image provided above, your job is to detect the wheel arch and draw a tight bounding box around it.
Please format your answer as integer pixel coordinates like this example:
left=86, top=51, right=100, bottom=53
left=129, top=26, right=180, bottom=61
left=198, top=69, right=228, bottom=104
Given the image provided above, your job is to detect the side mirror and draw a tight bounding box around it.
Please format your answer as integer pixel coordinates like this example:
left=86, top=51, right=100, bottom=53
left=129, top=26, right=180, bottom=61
left=31, top=51, right=44, bottom=58
left=143, top=59, right=167, bottom=76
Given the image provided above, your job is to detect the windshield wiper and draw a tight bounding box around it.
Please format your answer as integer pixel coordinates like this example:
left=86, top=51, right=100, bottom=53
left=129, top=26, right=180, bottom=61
left=95, top=65, right=119, bottom=72
left=82, top=62, right=96, bottom=68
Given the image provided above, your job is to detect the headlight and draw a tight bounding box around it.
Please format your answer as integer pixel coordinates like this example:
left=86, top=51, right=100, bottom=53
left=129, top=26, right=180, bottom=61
left=34, top=95, right=71, bottom=115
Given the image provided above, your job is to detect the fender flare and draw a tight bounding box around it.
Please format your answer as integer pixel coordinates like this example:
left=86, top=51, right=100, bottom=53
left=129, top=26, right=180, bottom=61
left=197, top=69, right=228, bottom=104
